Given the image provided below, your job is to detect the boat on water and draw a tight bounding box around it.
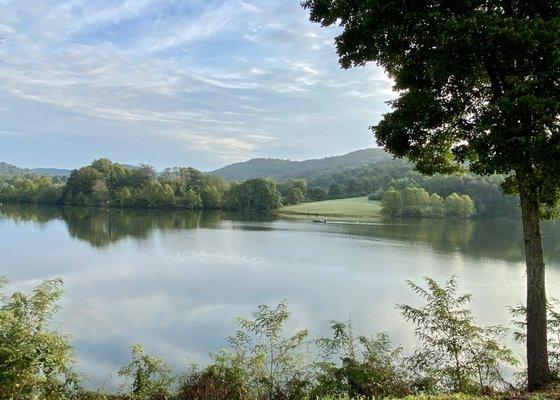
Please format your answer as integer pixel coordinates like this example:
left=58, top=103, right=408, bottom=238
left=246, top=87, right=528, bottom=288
left=312, top=219, right=327, bottom=223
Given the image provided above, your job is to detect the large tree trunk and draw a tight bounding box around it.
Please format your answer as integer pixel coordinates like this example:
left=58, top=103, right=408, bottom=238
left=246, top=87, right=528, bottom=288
left=518, top=179, right=550, bottom=391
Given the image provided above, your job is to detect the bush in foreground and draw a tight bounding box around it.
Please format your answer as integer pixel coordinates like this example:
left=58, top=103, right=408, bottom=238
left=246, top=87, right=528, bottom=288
left=2, top=276, right=559, bottom=399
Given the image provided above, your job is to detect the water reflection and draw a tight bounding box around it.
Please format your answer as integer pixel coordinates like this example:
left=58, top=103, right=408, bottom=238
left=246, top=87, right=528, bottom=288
left=1, top=205, right=559, bottom=263
left=0, top=205, right=277, bottom=248
left=293, top=219, right=560, bottom=264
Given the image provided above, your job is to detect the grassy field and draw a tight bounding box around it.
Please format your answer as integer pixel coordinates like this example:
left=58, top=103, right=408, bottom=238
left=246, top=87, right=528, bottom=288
left=278, top=196, right=382, bottom=221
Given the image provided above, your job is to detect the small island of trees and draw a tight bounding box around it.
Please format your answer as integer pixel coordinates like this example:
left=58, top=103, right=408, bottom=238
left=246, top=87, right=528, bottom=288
left=381, top=186, right=476, bottom=219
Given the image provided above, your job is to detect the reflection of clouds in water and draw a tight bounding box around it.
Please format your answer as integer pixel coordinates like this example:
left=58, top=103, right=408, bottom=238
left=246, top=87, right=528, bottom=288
left=52, top=235, right=426, bottom=384
left=1, top=206, right=560, bottom=386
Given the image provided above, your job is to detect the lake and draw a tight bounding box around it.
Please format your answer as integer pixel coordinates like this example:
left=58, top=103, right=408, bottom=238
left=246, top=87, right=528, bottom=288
left=1, top=205, right=559, bottom=386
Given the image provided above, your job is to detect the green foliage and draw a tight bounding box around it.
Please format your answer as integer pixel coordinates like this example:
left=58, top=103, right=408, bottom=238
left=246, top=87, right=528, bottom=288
left=381, top=187, right=476, bottom=219
left=0, top=175, right=64, bottom=205
left=0, top=159, right=285, bottom=211
left=445, top=194, right=477, bottom=219
left=381, top=188, right=403, bottom=218
left=0, top=277, right=78, bottom=400
left=278, top=180, right=308, bottom=205
left=398, top=277, right=518, bottom=394
left=224, top=178, right=282, bottom=211
left=0, top=156, right=520, bottom=216
left=228, top=300, right=310, bottom=400
left=179, top=354, right=251, bottom=400
left=118, top=344, right=173, bottom=400
left=296, top=159, right=518, bottom=217
left=1, top=276, right=550, bottom=399
left=312, top=321, right=410, bottom=399
left=303, top=0, right=560, bottom=206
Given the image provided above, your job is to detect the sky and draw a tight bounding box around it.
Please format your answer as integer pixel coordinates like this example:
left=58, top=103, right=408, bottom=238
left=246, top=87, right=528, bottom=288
left=0, top=0, right=395, bottom=171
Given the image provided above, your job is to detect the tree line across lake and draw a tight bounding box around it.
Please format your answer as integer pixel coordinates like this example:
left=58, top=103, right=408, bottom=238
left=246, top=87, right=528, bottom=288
left=0, top=157, right=520, bottom=218
left=0, top=159, right=283, bottom=211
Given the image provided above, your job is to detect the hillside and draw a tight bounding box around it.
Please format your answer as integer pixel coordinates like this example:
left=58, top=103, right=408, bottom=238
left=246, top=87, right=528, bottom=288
left=0, top=162, right=71, bottom=177
left=0, top=163, right=142, bottom=178
left=210, top=148, right=391, bottom=181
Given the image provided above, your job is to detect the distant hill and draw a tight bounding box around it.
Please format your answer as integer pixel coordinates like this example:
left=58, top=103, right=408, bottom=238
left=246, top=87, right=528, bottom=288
left=29, top=167, right=72, bottom=177
left=0, top=162, right=71, bottom=177
left=210, top=148, right=392, bottom=181
left=1, top=149, right=390, bottom=181
left=0, top=162, right=143, bottom=178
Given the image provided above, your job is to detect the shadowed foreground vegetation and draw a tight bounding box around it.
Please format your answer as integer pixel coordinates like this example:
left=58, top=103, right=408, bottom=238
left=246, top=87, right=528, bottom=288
left=1, top=275, right=559, bottom=400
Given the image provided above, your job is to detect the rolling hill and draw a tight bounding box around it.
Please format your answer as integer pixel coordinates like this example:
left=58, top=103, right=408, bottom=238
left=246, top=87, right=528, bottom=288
left=0, top=162, right=141, bottom=178
left=210, top=148, right=392, bottom=181
left=0, top=162, right=71, bottom=177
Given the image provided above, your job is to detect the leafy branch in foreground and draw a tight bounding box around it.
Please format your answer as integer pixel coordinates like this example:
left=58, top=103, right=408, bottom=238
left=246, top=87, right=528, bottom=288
left=312, top=320, right=410, bottom=399
left=0, top=277, right=79, bottom=400
left=228, top=300, right=310, bottom=400
left=398, top=276, right=518, bottom=394
left=117, top=344, right=173, bottom=400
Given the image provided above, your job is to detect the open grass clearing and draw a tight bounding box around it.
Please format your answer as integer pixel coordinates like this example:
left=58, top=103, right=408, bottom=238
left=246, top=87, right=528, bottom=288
left=278, top=196, right=382, bottom=222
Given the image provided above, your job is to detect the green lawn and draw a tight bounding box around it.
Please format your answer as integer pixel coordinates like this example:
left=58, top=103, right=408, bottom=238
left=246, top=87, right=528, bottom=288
left=278, top=196, right=382, bottom=221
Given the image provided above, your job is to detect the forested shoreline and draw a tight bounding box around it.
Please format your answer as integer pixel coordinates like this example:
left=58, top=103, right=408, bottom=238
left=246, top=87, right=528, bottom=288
left=0, top=159, right=283, bottom=211
left=0, top=158, right=520, bottom=218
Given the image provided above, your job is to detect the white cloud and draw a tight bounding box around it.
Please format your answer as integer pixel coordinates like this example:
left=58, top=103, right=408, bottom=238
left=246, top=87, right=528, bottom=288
left=0, top=0, right=394, bottom=169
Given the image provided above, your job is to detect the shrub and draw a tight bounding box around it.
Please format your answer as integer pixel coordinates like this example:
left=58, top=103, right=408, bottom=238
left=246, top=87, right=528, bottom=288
left=227, top=300, right=310, bottom=400
left=398, top=277, right=518, bottom=394
left=118, top=344, right=173, bottom=400
left=312, top=320, right=410, bottom=399
left=0, top=277, right=79, bottom=400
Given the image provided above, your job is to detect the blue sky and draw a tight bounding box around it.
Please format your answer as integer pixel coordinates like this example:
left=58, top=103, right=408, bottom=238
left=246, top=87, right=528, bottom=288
left=0, top=0, right=394, bottom=170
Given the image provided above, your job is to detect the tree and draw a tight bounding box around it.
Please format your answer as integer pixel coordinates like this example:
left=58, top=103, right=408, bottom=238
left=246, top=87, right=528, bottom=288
left=444, top=193, right=477, bottom=219
left=380, top=187, right=403, bottom=217
left=429, top=193, right=445, bottom=218
left=286, top=187, right=305, bottom=205
left=303, top=1, right=560, bottom=389
left=328, top=182, right=342, bottom=198
left=65, top=167, right=102, bottom=197
left=224, top=178, right=282, bottom=211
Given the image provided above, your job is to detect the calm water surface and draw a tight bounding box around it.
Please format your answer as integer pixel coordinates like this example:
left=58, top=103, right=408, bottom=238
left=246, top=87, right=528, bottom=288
left=1, top=205, right=559, bottom=385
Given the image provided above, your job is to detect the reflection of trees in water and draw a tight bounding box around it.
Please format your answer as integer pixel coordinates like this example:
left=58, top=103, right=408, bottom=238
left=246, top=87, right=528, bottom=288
left=1, top=205, right=557, bottom=263
left=64, top=208, right=229, bottom=247
left=0, top=205, right=224, bottom=248
left=377, top=219, right=560, bottom=263
left=333, top=218, right=560, bottom=264
left=0, top=205, right=279, bottom=248
left=0, top=205, right=62, bottom=225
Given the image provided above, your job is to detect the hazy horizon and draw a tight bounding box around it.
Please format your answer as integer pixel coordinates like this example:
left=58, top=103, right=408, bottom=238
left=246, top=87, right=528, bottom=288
left=0, top=0, right=395, bottom=171
left=3, top=146, right=383, bottom=172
